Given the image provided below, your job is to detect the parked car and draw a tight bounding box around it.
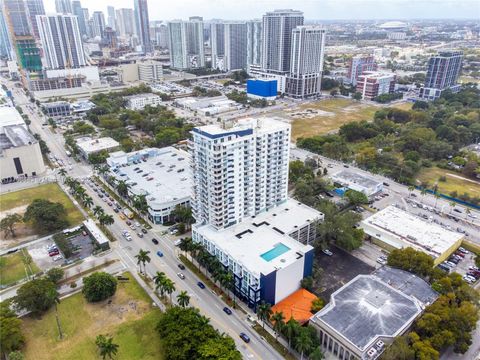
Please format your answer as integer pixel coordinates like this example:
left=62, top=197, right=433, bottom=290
left=463, top=275, right=476, bottom=284
left=178, top=263, right=186, bottom=270
left=197, top=281, right=205, bottom=289
left=223, top=307, right=232, bottom=315
left=52, top=255, right=63, bottom=261
left=137, top=232, right=144, bottom=238
left=376, top=257, right=387, bottom=265
left=458, top=247, right=469, bottom=254
left=239, top=333, right=250, bottom=343
left=141, top=228, right=147, bottom=234
left=152, top=238, right=159, bottom=245
left=322, top=249, right=333, bottom=256
left=156, top=251, right=164, bottom=257
left=454, top=252, right=465, bottom=258
left=438, top=263, right=450, bottom=272
left=177, top=273, right=185, bottom=280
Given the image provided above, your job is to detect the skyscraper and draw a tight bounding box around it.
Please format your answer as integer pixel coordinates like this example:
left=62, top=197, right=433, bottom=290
left=261, top=9, right=303, bottom=74
left=37, top=14, right=85, bottom=69
left=91, top=11, right=105, bottom=38
left=115, top=8, right=135, bottom=37
left=72, top=1, right=87, bottom=38
left=25, top=0, right=45, bottom=39
left=224, top=22, right=247, bottom=71
left=420, top=50, right=463, bottom=100
left=210, top=22, right=225, bottom=70
left=168, top=17, right=204, bottom=70
left=0, top=6, right=13, bottom=60
left=106, top=5, right=115, bottom=30
left=246, top=20, right=262, bottom=68
left=133, top=0, right=151, bottom=53
left=191, top=117, right=322, bottom=307
left=285, top=26, right=326, bottom=98
left=3, top=0, right=42, bottom=71
left=55, top=0, right=72, bottom=14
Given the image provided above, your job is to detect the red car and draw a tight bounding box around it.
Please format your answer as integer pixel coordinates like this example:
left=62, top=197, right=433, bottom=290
left=455, top=252, right=465, bottom=258
left=48, top=251, right=59, bottom=257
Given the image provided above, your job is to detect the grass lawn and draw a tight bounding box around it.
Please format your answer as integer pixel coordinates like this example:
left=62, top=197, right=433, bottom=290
left=459, top=76, right=480, bottom=84
left=21, top=272, right=163, bottom=360
left=416, top=167, right=480, bottom=199
left=289, top=98, right=415, bottom=140
left=0, top=183, right=84, bottom=226
left=0, top=249, right=40, bottom=286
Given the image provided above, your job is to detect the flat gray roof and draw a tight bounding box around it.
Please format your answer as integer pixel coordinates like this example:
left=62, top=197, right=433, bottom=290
left=314, top=275, right=422, bottom=351
left=331, top=170, right=382, bottom=190
left=373, top=266, right=438, bottom=306
left=0, top=125, right=37, bottom=151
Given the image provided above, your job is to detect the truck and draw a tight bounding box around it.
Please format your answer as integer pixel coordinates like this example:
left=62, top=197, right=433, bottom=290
left=123, top=208, right=134, bottom=219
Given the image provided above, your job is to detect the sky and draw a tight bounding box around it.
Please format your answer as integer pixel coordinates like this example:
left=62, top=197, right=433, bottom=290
left=44, top=0, right=480, bottom=20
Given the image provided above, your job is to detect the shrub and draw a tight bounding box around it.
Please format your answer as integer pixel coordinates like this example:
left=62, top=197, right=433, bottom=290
left=82, top=272, right=117, bottom=302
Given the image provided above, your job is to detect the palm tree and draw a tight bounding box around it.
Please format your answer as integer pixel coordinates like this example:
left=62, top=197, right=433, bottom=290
left=58, top=168, right=67, bottom=179
left=133, top=194, right=149, bottom=213
left=163, top=279, right=176, bottom=304
left=420, top=188, right=427, bottom=203
left=449, top=201, right=456, bottom=214
left=285, top=318, right=300, bottom=349
left=95, top=334, right=119, bottom=360
left=99, top=214, right=114, bottom=226
left=53, top=293, right=63, bottom=340
left=295, top=329, right=313, bottom=360
left=97, top=165, right=109, bottom=178
left=153, top=271, right=166, bottom=288
left=83, top=195, right=94, bottom=209
left=221, top=272, right=235, bottom=306
left=135, top=249, right=151, bottom=274
left=177, top=290, right=190, bottom=308
left=271, top=311, right=285, bottom=341
left=93, top=205, right=104, bottom=218
left=408, top=185, right=415, bottom=197
left=257, top=301, right=273, bottom=329
left=434, top=193, right=440, bottom=208
left=116, top=180, right=131, bottom=198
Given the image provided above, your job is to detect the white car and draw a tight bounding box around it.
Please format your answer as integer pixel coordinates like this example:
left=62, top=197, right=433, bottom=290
left=463, top=275, right=476, bottom=284
left=376, top=257, right=387, bottom=265
left=458, top=247, right=469, bottom=254
left=134, top=222, right=140, bottom=228
left=322, top=249, right=333, bottom=256
left=52, top=255, right=63, bottom=261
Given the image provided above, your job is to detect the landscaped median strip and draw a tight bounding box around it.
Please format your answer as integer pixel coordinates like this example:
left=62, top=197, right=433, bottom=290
left=252, top=324, right=296, bottom=360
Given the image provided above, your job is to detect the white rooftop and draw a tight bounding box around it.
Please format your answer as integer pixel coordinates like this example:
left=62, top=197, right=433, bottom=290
left=195, top=199, right=320, bottom=276
left=361, top=206, right=463, bottom=258
left=196, top=117, right=290, bottom=137
left=124, top=93, right=161, bottom=100
left=76, top=137, right=120, bottom=154
left=0, top=107, right=26, bottom=132
left=83, top=219, right=109, bottom=245
left=107, top=147, right=192, bottom=206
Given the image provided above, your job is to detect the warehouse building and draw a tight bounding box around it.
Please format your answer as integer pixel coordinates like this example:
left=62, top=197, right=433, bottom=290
left=124, top=93, right=162, bottom=110
left=361, top=206, right=464, bottom=265
left=106, top=147, right=192, bottom=224
left=247, top=79, right=277, bottom=100
left=76, top=137, right=120, bottom=160
left=310, top=268, right=438, bottom=360
left=42, top=101, right=71, bottom=118
left=331, top=170, right=383, bottom=198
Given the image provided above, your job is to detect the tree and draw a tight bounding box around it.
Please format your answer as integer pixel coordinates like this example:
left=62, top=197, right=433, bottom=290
left=58, top=168, right=67, bottom=178
left=309, top=347, right=324, bottom=360
left=310, top=298, right=325, bottom=313
left=0, top=213, right=23, bottom=238
left=82, top=195, right=94, bottom=209
left=135, top=249, right=151, bottom=274
left=14, top=278, right=58, bottom=315
left=271, top=311, right=285, bottom=341
left=344, top=189, right=368, bottom=206
left=381, top=335, right=415, bottom=360
left=93, top=205, right=104, bottom=218
left=285, top=318, right=300, bottom=349
left=0, top=302, right=25, bottom=356
left=132, top=194, right=149, bottom=213
left=46, top=267, right=64, bottom=284
left=352, top=92, right=363, bottom=101
left=23, top=199, right=69, bottom=233
left=295, top=328, right=313, bottom=360
left=163, top=279, right=176, bottom=303
left=387, top=247, right=434, bottom=278
left=98, top=214, right=114, bottom=226
left=116, top=180, right=131, bottom=198
left=177, top=290, right=190, bottom=308
left=257, top=301, right=273, bottom=329
left=95, top=334, right=119, bottom=360
left=8, top=351, right=25, bottom=360
left=300, top=276, right=313, bottom=291
left=82, top=272, right=118, bottom=302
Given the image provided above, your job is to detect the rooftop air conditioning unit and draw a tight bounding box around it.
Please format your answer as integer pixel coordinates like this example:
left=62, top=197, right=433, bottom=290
left=376, top=340, right=385, bottom=350
left=367, top=348, right=377, bottom=358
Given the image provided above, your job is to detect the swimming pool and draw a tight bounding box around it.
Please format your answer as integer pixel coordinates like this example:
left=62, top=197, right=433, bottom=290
left=260, top=243, right=291, bottom=262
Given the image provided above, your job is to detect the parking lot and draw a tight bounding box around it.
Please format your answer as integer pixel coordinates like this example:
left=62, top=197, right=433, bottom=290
left=313, top=246, right=374, bottom=300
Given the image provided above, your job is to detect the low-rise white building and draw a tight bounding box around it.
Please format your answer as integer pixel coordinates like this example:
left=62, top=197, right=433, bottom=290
left=193, top=199, right=322, bottom=306
left=361, top=205, right=464, bottom=265
left=174, top=96, right=240, bottom=116
left=0, top=107, right=45, bottom=183
left=331, top=170, right=383, bottom=197
left=124, top=93, right=162, bottom=110
left=106, top=147, right=192, bottom=224
left=76, top=137, right=120, bottom=160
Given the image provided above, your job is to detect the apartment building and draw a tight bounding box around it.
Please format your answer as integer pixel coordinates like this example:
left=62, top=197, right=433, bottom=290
left=356, top=71, right=396, bottom=100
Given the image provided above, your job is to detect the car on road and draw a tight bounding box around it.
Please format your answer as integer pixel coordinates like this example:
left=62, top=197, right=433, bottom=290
left=126, top=220, right=131, bottom=225
left=151, top=238, right=159, bottom=245
left=223, top=307, right=232, bottom=315
left=156, top=250, right=164, bottom=257
left=119, top=214, right=126, bottom=220
left=137, top=232, right=144, bottom=238
left=376, top=257, right=387, bottom=265
left=197, top=281, right=206, bottom=289
left=322, top=249, right=333, bottom=256
left=135, top=221, right=140, bottom=227
left=453, top=208, right=462, bottom=213
left=343, top=164, right=349, bottom=168
left=174, top=239, right=183, bottom=246
left=177, top=272, right=185, bottom=280
left=141, top=228, right=147, bottom=234
left=383, top=182, right=390, bottom=187
left=178, top=263, right=185, bottom=270
left=239, top=333, right=250, bottom=343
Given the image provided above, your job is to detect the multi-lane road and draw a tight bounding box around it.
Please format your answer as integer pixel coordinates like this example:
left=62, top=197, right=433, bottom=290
left=1, top=78, right=282, bottom=360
